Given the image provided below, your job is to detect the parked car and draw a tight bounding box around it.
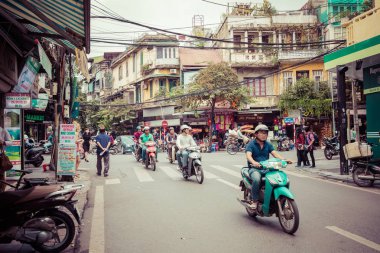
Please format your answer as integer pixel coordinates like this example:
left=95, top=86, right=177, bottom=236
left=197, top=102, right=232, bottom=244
left=116, top=135, right=135, bottom=154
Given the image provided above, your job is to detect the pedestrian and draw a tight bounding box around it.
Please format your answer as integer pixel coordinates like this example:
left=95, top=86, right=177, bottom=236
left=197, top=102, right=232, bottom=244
left=95, top=125, right=111, bottom=177
left=295, top=128, right=308, bottom=167
left=303, top=128, right=310, bottom=166
left=0, top=127, right=12, bottom=192
left=306, top=126, right=316, bottom=168
left=74, top=121, right=84, bottom=172
left=82, top=128, right=91, bottom=162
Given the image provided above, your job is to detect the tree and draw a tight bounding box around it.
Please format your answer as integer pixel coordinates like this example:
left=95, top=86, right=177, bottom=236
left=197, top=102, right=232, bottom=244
left=159, top=62, right=253, bottom=143
left=279, top=78, right=332, bottom=119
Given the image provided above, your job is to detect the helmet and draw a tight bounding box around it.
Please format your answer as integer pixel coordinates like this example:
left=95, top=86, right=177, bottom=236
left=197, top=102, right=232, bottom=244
left=254, top=124, right=269, bottom=133
left=136, top=126, right=141, bottom=130
left=143, top=126, right=150, bottom=131
left=169, top=127, right=174, bottom=131
left=180, top=125, right=191, bottom=132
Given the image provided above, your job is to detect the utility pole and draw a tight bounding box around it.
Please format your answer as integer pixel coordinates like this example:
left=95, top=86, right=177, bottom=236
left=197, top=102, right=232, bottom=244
left=352, top=80, right=360, bottom=142
left=337, top=65, right=349, bottom=175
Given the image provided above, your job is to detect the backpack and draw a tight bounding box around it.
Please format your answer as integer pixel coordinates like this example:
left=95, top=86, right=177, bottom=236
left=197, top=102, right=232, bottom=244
left=309, top=133, right=319, bottom=147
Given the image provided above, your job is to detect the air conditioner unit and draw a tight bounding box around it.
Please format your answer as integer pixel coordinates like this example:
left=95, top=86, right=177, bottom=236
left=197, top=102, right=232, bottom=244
left=170, top=69, right=177, bottom=74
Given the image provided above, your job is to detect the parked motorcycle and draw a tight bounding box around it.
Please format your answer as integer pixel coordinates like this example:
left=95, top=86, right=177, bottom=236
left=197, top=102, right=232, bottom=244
left=0, top=170, right=49, bottom=190
left=0, top=182, right=83, bottom=252
left=179, top=146, right=204, bottom=184
left=25, top=143, right=45, bottom=167
left=167, top=141, right=178, bottom=164
left=323, top=136, right=339, bottom=160
left=144, top=141, right=157, bottom=171
left=349, top=144, right=380, bottom=187
left=237, top=158, right=299, bottom=234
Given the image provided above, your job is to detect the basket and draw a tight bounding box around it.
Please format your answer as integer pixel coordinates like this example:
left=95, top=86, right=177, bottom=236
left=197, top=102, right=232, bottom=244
left=343, top=142, right=372, bottom=159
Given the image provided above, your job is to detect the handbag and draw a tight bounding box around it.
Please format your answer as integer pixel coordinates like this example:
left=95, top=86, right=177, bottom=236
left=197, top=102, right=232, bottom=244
left=0, top=145, right=13, bottom=172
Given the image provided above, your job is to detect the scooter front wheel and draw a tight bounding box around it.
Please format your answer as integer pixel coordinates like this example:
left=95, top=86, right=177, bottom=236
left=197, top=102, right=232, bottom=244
left=194, top=165, right=204, bottom=184
left=151, top=157, right=156, bottom=171
left=277, top=197, right=299, bottom=234
left=324, top=147, right=333, bottom=160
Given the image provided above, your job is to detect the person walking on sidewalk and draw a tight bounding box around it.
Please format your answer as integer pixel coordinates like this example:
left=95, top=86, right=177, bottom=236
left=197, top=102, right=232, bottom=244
left=95, top=125, right=111, bottom=177
left=82, top=128, right=91, bottom=162
left=295, top=129, right=308, bottom=167
left=306, top=126, right=316, bottom=168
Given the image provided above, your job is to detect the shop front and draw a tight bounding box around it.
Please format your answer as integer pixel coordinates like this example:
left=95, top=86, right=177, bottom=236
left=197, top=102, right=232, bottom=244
left=236, top=110, right=280, bottom=128
left=24, top=110, right=53, bottom=141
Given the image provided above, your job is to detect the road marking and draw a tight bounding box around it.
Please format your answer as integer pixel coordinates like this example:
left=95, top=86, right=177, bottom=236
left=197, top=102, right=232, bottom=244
left=89, top=186, right=105, bottom=253
left=217, top=178, right=240, bottom=190
left=233, top=165, right=244, bottom=169
left=159, top=166, right=182, bottom=180
left=133, top=167, right=154, bottom=182
left=105, top=178, right=121, bottom=185
left=326, top=226, right=380, bottom=251
left=203, top=170, right=219, bottom=179
left=210, top=165, right=241, bottom=178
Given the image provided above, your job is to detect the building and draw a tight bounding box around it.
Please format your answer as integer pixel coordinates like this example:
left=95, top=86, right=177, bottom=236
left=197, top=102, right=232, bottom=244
left=324, top=0, right=380, bottom=158
left=109, top=34, right=181, bottom=128
left=212, top=3, right=322, bottom=128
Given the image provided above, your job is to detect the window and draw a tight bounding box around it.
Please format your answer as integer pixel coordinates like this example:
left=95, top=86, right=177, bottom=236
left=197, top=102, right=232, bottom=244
left=296, top=70, right=309, bottom=80
left=157, top=48, right=163, bottom=59
left=283, top=71, right=293, bottom=90
left=140, top=52, right=143, bottom=66
left=118, top=66, right=123, bottom=80
left=125, top=62, right=128, bottom=77
left=136, top=84, right=141, bottom=103
left=133, top=54, right=136, bottom=72
left=313, top=70, right=323, bottom=90
left=159, top=79, right=166, bottom=91
left=245, top=78, right=266, bottom=96
left=169, top=79, right=177, bottom=91
left=233, top=34, right=242, bottom=51
left=332, top=6, right=338, bottom=16
left=248, top=34, right=255, bottom=53
left=173, top=48, right=176, bottom=58
left=149, top=80, right=153, bottom=98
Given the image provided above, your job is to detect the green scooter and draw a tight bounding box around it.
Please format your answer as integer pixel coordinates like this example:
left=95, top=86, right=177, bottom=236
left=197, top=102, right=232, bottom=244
left=237, top=158, right=300, bottom=234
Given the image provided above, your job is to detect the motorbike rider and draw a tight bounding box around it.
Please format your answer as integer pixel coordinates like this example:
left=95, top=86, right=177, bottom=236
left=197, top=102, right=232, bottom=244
left=245, top=124, right=292, bottom=210
left=176, top=125, right=197, bottom=175
left=134, top=126, right=143, bottom=157
left=140, top=126, right=154, bottom=163
left=165, top=127, right=178, bottom=157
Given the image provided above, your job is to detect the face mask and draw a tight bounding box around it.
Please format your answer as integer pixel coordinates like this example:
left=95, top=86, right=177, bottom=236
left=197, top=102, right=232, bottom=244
left=100, top=129, right=105, bottom=133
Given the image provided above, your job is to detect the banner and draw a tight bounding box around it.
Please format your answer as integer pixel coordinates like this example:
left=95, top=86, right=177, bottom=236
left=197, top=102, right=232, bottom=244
left=32, top=93, right=49, bottom=110
left=59, top=124, right=76, bottom=144
left=4, top=109, right=22, bottom=179
left=12, top=56, right=41, bottom=93
left=5, top=93, right=31, bottom=109
left=57, top=124, right=76, bottom=176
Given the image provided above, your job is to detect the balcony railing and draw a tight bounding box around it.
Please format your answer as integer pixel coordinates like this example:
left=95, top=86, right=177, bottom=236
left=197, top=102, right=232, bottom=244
left=155, top=58, right=179, bottom=66
left=278, top=50, right=321, bottom=60
left=231, top=53, right=274, bottom=64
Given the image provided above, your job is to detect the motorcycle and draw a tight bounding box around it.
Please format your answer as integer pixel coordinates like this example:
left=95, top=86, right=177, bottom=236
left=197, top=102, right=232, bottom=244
left=109, top=140, right=120, bottom=155
left=350, top=144, right=380, bottom=187
left=0, top=181, right=83, bottom=252
left=323, top=136, right=339, bottom=160
left=0, top=169, right=50, bottom=190
left=134, top=141, right=142, bottom=162
left=277, top=137, right=290, bottom=151
left=25, top=143, right=45, bottom=167
left=179, top=146, right=204, bottom=184
left=144, top=141, right=157, bottom=171
left=237, top=158, right=299, bottom=234
left=167, top=140, right=178, bottom=164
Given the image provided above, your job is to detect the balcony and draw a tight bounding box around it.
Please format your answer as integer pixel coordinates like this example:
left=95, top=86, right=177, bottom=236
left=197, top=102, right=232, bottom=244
left=278, top=50, right=321, bottom=61
left=155, top=58, right=179, bottom=67
left=250, top=96, right=279, bottom=108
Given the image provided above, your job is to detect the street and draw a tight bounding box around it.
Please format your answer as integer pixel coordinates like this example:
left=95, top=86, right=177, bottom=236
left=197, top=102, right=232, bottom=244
left=77, top=151, right=380, bottom=253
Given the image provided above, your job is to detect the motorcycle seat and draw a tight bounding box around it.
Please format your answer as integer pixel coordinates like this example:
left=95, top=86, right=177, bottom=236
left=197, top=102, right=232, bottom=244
left=0, top=187, right=34, bottom=209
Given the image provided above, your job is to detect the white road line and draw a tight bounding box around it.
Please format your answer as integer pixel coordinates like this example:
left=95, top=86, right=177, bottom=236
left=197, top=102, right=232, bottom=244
left=105, top=178, right=121, bottom=185
left=217, top=179, right=240, bottom=190
left=326, top=226, right=380, bottom=251
left=133, top=167, right=154, bottom=182
left=210, top=165, right=241, bottom=178
left=89, top=186, right=105, bottom=253
left=203, top=170, right=219, bottom=179
left=159, top=166, right=182, bottom=180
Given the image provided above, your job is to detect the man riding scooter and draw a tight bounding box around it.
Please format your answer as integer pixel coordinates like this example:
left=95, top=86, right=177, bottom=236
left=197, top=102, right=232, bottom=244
left=165, top=127, right=178, bottom=162
left=140, top=126, right=155, bottom=164
left=176, top=125, right=197, bottom=175
left=245, top=124, right=292, bottom=210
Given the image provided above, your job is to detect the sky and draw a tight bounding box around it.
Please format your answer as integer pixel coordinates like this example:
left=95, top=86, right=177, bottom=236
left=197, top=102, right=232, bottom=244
left=90, top=0, right=308, bottom=57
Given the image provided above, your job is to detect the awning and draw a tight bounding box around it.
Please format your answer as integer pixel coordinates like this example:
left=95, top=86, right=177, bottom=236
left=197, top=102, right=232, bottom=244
left=0, top=0, right=90, bottom=53
left=324, top=35, right=380, bottom=70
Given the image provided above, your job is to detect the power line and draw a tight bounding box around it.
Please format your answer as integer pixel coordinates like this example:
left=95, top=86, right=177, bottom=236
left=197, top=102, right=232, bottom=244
left=81, top=42, right=344, bottom=108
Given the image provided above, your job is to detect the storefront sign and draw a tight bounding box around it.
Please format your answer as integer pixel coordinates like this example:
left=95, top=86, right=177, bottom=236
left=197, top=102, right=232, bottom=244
left=57, top=144, right=76, bottom=176
left=5, top=93, right=31, bottom=109
left=38, top=42, right=52, bottom=79
left=237, top=115, right=264, bottom=122
left=25, top=113, right=45, bottom=123
left=59, top=124, right=76, bottom=144
left=4, top=109, right=22, bottom=179
left=32, top=93, right=49, bottom=110
left=364, top=86, right=380, bottom=95
left=12, top=56, right=41, bottom=93
left=284, top=117, right=294, bottom=124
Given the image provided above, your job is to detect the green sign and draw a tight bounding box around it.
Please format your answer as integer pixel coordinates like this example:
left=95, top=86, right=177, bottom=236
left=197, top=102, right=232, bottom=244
left=364, top=86, right=380, bottom=95
left=25, top=113, right=45, bottom=122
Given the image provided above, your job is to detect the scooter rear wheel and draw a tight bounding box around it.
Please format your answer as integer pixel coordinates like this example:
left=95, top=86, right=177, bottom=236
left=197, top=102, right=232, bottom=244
left=227, top=144, right=238, bottom=155
left=243, top=189, right=257, bottom=217
left=324, top=147, right=333, bottom=160
left=278, top=197, right=299, bottom=234
left=352, top=166, right=374, bottom=187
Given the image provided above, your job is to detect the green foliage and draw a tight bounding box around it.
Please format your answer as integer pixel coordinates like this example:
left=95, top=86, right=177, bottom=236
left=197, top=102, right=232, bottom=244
left=279, top=78, right=332, bottom=118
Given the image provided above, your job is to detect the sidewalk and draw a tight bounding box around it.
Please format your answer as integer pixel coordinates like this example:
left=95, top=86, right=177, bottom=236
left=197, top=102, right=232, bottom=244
left=0, top=155, right=91, bottom=253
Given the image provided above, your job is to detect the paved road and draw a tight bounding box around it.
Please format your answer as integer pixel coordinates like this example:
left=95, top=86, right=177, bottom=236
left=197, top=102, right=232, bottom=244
left=77, top=151, right=380, bottom=253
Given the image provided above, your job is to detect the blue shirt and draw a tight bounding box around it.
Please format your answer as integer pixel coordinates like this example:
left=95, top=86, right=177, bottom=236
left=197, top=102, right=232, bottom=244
left=245, top=139, right=274, bottom=163
left=95, top=133, right=111, bottom=155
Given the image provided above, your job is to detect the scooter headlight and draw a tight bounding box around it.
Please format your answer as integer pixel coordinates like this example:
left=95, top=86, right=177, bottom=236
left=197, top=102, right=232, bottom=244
left=267, top=178, right=278, bottom=185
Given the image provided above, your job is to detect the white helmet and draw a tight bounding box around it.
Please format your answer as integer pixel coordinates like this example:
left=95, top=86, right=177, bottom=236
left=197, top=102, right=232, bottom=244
left=254, top=124, right=269, bottom=133
left=143, top=126, right=150, bottom=131
left=180, top=125, right=191, bottom=132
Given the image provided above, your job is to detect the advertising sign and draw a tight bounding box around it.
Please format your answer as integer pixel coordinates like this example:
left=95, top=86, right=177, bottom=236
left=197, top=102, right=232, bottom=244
left=32, top=93, right=49, bottom=110
left=3, top=109, right=22, bottom=179
left=5, top=93, right=31, bottom=109
left=59, top=124, right=76, bottom=144
left=12, top=56, right=41, bottom=93
left=57, top=144, right=76, bottom=176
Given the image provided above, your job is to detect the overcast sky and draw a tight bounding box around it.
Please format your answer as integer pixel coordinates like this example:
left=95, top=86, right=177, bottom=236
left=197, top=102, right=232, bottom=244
left=90, top=0, right=308, bottom=56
